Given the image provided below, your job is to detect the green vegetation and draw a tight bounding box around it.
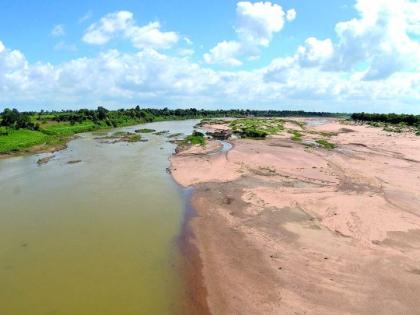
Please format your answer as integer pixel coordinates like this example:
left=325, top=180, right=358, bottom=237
left=316, top=139, right=336, bottom=150
left=382, top=125, right=404, bottom=133
left=135, top=128, right=156, bottom=133
left=230, top=118, right=284, bottom=138
left=0, top=108, right=39, bottom=130
left=352, top=112, right=420, bottom=134
left=168, top=132, right=183, bottom=138
left=101, top=131, right=142, bottom=143
left=0, top=129, right=49, bottom=153
left=42, top=121, right=98, bottom=136
left=288, top=130, right=303, bottom=142
left=184, top=131, right=206, bottom=145
left=112, top=131, right=129, bottom=137
left=351, top=112, right=420, bottom=126
left=154, top=130, right=170, bottom=136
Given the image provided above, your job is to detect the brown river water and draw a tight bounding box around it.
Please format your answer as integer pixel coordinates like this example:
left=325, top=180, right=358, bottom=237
left=0, top=120, right=200, bottom=315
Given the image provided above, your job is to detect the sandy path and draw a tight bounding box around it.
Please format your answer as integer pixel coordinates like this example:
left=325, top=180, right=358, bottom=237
left=171, top=119, right=420, bottom=314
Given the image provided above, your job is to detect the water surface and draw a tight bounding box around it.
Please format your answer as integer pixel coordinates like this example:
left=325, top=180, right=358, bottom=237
left=0, top=120, right=199, bottom=315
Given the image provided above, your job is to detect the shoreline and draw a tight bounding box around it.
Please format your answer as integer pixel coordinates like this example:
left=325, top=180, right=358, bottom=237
left=170, top=118, right=420, bottom=314
left=176, top=188, right=211, bottom=315
left=0, top=141, right=69, bottom=160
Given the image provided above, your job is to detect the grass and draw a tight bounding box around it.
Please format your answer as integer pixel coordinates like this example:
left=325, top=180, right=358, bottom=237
left=124, top=134, right=141, bottom=142
left=154, top=130, right=170, bottom=135
left=112, top=131, right=129, bottom=137
left=316, top=139, right=336, bottom=150
left=230, top=118, right=284, bottom=138
left=184, top=131, right=206, bottom=145
left=0, top=129, right=50, bottom=153
left=100, top=131, right=142, bottom=143
left=168, top=132, right=183, bottom=138
left=0, top=119, right=142, bottom=154
left=288, top=130, right=303, bottom=142
left=41, top=121, right=98, bottom=136
left=198, top=118, right=230, bottom=126
left=135, top=128, right=156, bottom=133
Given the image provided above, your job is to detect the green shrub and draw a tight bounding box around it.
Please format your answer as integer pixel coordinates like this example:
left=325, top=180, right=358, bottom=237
left=135, top=128, right=156, bottom=133
left=184, top=131, right=205, bottom=145
left=316, top=139, right=336, bottom=150
left=288, top=130, right=302, bottom=141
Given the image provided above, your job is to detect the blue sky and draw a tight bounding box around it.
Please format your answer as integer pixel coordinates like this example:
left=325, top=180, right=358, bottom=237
left=0, top=0, right=419, bottom=112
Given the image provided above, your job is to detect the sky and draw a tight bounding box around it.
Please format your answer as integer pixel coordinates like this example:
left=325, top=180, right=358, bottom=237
left=0, top=0, right=419, bottom=113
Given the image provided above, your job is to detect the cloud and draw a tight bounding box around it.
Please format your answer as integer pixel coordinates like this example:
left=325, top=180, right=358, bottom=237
left=203, top=41, right=243, bottom=66
left=51, top=25, right=65, bottom=37
left=82, top=11, right=133, bottom=45
left=297, top=0, right=420, bottom=81
left=297, top=37, right=334, bottom=67
left=54, top=41, right=77, bottom=52
left=0, top=39, right=419, bottom=113
left=236, top=1, right=289, bottom=46
left=82, top=11, right=178, bottom=49
left=79, top=11, right=93, bottom=24
left=204, top=1, right=295, bottom=66
left=286, top=9, right=296, bottom=22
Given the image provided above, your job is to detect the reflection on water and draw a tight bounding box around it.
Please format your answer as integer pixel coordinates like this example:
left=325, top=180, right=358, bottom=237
left=0, top=120, right=199, bottom=315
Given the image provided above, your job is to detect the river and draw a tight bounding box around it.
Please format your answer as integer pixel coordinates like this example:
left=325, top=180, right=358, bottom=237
left=0, top=120, right=200, bottom=315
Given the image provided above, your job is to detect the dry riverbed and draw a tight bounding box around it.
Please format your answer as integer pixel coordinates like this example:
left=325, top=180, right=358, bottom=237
left=171, top=118, right=420, bottom=314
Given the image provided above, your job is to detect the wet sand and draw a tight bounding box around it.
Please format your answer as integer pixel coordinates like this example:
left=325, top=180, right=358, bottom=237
left=171, top=119, right=420, bottom=314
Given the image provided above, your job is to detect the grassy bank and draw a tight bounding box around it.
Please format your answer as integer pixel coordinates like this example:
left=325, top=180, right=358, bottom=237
left=0, top=120, right=138, bottom=155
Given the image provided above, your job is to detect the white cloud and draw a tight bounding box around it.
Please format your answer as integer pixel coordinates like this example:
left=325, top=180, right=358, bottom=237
left=54, top=41, right=77, bottom=52
left=82, top=11, right=178, bottom=49
left=297, top=37, right=334, bottom=67
left=126, top=22, right=178, bottom=50
left=184, top=37, right=193, bottom=45
left=236, top=1, right=288, bottom=46
left=204, top=1, right=295, bottom=66
left=82, top=11, right=133, bottom=45
left=298, top=0, right=420, bottom=80
left=51, top=25, right=65, bottom=37
left=203, top=41, right=243, bottom=66
left=0, top=39, right=419, bottom=113
left=286, top=9, right=296, bottom=22
left=79, top=11, right=93, bottom=24
left=177, top=48, right=195, bottom=58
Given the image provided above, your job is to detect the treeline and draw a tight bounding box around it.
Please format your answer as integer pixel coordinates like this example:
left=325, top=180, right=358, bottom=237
left=351, top=112, right=420, bottom=126
left=0, top=108, right=40, bottom=130
left=1, top=106, right=344, bottom=130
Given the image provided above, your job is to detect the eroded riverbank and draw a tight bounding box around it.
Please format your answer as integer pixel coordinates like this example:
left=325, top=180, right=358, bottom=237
left=171, top=118, right=420, bottom=314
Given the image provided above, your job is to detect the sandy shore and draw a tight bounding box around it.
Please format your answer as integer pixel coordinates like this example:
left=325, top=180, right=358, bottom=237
left=171, top=118, right=420, bottom=314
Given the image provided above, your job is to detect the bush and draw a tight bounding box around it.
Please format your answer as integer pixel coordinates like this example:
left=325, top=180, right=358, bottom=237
left=316, top=139, right=336, bottom=150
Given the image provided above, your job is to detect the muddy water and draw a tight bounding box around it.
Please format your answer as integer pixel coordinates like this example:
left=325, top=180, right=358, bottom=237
left=0, top=120, right=199, bottom=315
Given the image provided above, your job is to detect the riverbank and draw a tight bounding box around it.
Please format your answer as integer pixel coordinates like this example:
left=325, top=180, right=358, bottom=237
left=171, top=118, right=420, bottom=314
